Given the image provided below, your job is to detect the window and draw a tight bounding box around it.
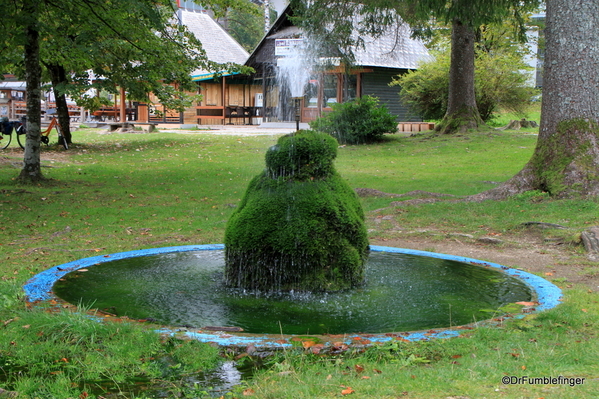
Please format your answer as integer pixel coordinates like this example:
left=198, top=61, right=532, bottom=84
left=342, top=74, right=357, bottom=102
left=323, top=75, right=338, bottom=108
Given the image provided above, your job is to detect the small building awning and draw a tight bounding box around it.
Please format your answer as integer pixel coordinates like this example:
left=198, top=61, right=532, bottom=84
left=191, top=71, right=240, bottom=82
left=0, top=81, right=27, bottom=91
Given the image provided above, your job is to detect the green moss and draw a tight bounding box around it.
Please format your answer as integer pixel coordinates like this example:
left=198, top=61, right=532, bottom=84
left=556, top=118, right=598, bottom=134
left=224, top=130, right=369, bottom=291
left=265, top=130, right=338, bottom=180
left=532, top=118, right=599, bottom=196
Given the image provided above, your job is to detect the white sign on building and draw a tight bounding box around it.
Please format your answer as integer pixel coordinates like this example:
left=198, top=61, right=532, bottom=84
left=275, top=38, right=303, bottom=56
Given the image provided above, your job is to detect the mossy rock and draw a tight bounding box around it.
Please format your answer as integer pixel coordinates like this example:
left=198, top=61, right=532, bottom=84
left=265, top=129, right=338, bottom=180
left=224, top=130, right=369, bottom=292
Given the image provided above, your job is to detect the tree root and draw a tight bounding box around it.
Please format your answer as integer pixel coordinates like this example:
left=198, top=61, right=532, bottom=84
left=466, top=163, right=537, bottom=201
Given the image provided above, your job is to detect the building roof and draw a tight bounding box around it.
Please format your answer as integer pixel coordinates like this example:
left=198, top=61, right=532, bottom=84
left=247, top=5, right=430, bottom=70
left=177, top=10, right=249, bottom=80
left=352, top=23, right=431, bottom=70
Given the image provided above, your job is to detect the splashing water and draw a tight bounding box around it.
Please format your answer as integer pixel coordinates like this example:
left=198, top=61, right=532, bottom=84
left=277, top=52, right=312, bottom=99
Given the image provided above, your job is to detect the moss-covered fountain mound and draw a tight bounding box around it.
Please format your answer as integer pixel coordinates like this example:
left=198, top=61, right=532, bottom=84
left=224, top=130, right=369, bottom=291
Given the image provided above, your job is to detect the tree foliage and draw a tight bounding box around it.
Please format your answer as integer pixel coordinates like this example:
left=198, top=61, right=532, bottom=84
left=0, top=0, right=247, bottom=182
left=227, top=5, right=266, bottom=52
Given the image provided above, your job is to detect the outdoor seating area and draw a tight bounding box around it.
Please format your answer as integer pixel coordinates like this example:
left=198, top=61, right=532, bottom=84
left=91, top=107, right=137, bottom=122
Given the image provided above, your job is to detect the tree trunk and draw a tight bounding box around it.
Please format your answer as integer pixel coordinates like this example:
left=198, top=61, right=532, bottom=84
left=436, top=19, right=484, bottom=134
left=471, top=0, right=599, bottom=200
left=18, top=1, right=44, bottom=183
left=46, top=64, right=72, bottom=145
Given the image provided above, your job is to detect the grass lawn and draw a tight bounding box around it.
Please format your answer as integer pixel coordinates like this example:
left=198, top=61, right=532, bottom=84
left=1, top=125, right=598, bottom=398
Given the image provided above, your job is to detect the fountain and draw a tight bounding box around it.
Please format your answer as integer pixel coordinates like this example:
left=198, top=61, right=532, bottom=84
left=224, top=130, right=369, bottom=292
left=24, top=130, right=562, bottom=347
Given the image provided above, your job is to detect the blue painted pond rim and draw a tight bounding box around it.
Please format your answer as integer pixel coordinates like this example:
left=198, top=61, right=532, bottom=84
left=23, top=244, right=563, bottom=348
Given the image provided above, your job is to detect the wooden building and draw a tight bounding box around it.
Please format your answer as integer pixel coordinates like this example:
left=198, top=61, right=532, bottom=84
left=140, top=8, right=256, bottom=126
left=0, top=76, right=86, bottom=122
left=244, top=5, right=432, bottom=125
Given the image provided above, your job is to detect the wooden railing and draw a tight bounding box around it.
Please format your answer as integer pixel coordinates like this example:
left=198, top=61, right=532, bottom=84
left=397, top=122, right=435, bottom=132
left=196, top=105, right=225, bottom=122
left=11, top=101, right=86, bottom=122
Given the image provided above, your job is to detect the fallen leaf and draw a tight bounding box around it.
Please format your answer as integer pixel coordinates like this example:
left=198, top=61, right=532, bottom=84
left=544, top=272, right=554, bottom=276
left=581, top=309, right=588, bottom=313
left=354, top=364, right=365, bottom=373
left=373, top=368, right=382, bottom=374
left=243, top=388, right=255, bottom=396
left=326, top=374, right=332, bottom=380
left=515, top=301, right=537, bottom=306
left=302, top=340, right=316, bottom=349
left=341, top=386, right=355, bottom=395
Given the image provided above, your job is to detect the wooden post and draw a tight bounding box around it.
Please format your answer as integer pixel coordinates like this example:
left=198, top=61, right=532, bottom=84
left=221, top=76, right=226, bottom=125
left=119, top=87, right=126, bottom=122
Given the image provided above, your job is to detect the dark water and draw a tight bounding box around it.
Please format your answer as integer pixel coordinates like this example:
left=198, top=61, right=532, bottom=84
left=53, top=250, right=531, bottom=335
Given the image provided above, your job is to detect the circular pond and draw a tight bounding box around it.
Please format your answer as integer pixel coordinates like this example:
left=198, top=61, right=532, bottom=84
left=25, top=245, right=562, bottom=345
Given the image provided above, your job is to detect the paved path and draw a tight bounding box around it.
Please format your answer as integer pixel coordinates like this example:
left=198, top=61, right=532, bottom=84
left=157, top=122, right=310, bottom=136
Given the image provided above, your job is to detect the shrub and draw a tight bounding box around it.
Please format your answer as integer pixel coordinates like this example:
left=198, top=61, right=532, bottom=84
left=309, top=96, right=398, bottom=144
left=393, top=49, right=537, bottom=122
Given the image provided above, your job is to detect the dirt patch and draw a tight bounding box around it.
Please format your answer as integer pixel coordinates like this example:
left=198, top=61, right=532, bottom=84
left=360, top=188, right=599, bottom=292
left=1, top=148, right=72, bottom=168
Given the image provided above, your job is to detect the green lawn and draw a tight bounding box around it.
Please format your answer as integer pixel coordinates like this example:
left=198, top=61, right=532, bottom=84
left=1, top=126, right=598, bottom=398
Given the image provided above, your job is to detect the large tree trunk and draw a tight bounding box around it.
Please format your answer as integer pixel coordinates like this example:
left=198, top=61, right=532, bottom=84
left=471, top=0, right=599, bottom=200
left=18, top=1, right=44, bottom=183
left=46, top=64, right=72, bottom=145
left=436, top=19, right=484, bottom=134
